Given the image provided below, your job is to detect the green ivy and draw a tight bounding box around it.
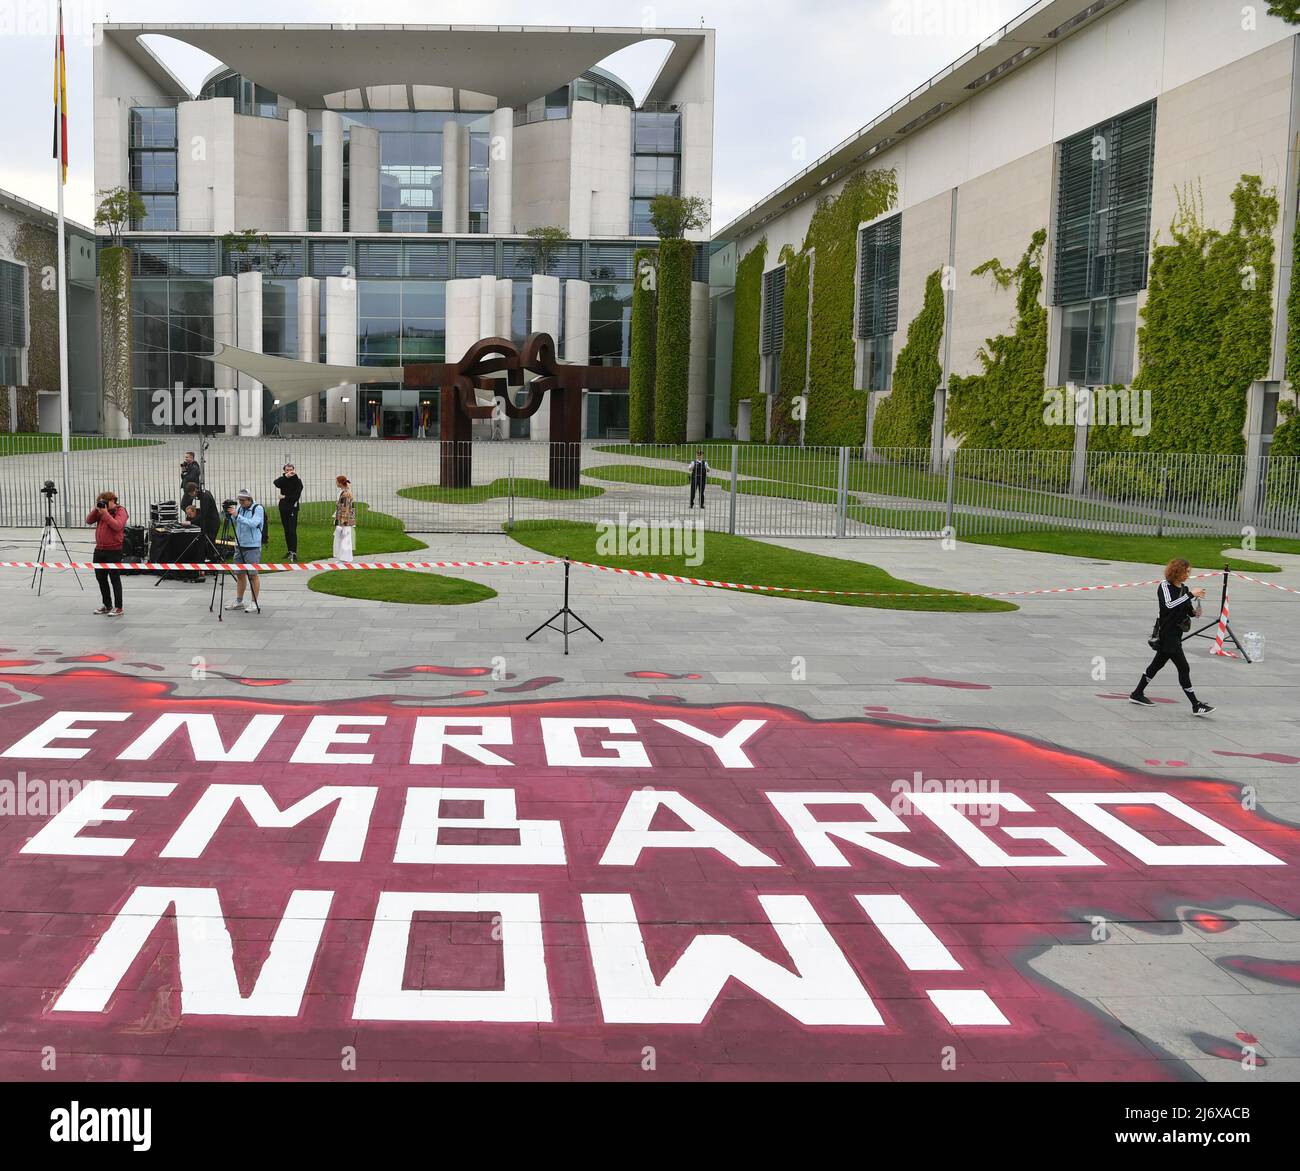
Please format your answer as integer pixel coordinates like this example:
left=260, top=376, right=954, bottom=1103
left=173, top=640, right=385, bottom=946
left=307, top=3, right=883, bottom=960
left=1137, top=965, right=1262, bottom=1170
left=1277, top=170, right=1300, bottom=458
left=772, top=244, right=809, bottom=444
left=628, top=248, right=657, bottom=443
left=946, top=229, right=1064, bottom=452
left=13, top=224, right=56, bottom=432
left=98, top=245, right=133, bottom=434
left=1267, top=2, right=1300, bottom=23
left=1091, top=176, right=1277, bottom=457
left=872, top=268, right=944, bottom=449
left=730, top=236, right=767, bottom=441
left=800, top=170, right=899, bottom=445
left=653, top=238, right=693, bottom=442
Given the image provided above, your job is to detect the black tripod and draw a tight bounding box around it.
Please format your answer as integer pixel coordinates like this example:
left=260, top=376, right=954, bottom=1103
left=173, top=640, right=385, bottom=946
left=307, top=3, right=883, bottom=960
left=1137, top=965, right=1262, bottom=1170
left=30, top=486, right=83, bottom=596
left=155, top=524, right=220, bottom=587
left=1184, top=565, right=1252, bottom=662
left=208, top=512, right=251, bottom=621
left=526, top=558, right=602, bottom=655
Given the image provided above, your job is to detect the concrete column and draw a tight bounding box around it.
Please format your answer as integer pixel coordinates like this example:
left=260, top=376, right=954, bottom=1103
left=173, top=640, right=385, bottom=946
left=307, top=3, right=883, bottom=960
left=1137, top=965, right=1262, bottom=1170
left=494, top=278, right=513, bottom=338
left=528, top=274, right=561, bottom=442
left=568, top=102, right=596, bottom=240
left=296, top=277, right=320, bottom=422
left=565, top=278, right=591, bottom=438
left=445, top=279, right=482, bottom=366
left=287, top=108, right=308, bottom=234
left=235, top=270, right=264, bottom=437
left=323, top=276, right=356, bottom=428
left=478, top=275, right=497, bottom=340
left=349, top=124, right=379, bottom=234
left=178, top=97, right=234, bottom=233
left=321, top=110, right=344, bottom=233
left=679, top=101, right=714, bottom=244
left=489, top=108, right=514, bottom=235
left=442, top=124, right=469, bottom=234
left=688, top=280, right=709, bottom=441
left=212, top=275, right=237, bottom=433
left=1070, top=385, right=1088, bottom=496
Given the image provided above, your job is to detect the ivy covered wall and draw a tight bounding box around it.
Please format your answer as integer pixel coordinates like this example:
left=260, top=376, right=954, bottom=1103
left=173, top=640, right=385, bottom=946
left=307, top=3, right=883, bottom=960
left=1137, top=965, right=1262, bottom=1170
left=946, top=229, right=1066, bottom=451
left=800, top=170, right=898, bottom=445
left=772, top=244, right=809, bottom=445
left=653, top=238, right=693, bottom=442
left=628, top=248, right=657, bottom=443
left=99, top=245, right=133, bottom=438
left=13, top=223, right=56, bottom=433
left=729, top=236, right=766, bottom=441
left=872, top=267, right=943, bottom=449
left=1091, top=175, right=1278, bottom=456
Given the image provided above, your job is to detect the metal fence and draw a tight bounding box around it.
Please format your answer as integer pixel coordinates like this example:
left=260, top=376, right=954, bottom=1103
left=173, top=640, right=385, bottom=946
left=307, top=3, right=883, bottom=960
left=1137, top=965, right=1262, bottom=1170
left=1, top=434, right=1296, bottom=541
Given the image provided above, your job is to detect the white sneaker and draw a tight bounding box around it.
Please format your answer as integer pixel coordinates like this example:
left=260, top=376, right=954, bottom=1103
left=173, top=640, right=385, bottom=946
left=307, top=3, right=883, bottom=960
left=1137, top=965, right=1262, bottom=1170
left=225, top=599, right=247, bottom=611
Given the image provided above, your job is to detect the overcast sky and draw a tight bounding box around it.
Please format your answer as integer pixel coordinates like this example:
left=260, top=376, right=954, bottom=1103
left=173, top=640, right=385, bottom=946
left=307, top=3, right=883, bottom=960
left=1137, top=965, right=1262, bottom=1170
left=0, top=0, right=1028, bottom=231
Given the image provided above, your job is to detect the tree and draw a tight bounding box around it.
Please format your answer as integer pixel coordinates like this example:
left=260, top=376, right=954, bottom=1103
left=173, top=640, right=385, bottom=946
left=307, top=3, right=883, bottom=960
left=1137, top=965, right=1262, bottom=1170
left=648, top=194, right=710, bottom=240
left=1268, top=2, right=1300, bottom=23
left=94, top=187, right=146, bottom=246
left=518, top=226, right=570, bottom=276
left=221, top=229, right=275, bottom=274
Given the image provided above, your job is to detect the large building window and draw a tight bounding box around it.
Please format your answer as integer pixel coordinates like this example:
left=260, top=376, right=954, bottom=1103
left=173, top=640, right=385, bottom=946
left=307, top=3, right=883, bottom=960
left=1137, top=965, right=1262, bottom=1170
left=128, top=108, right=178, bottom=230
left=379, top=131, right=442, bottom=232
left=1053, top=101, right=1155, bottom=386
left=0, top=259, right=26, bottom=384
left=857, top=214, right=901, bottom=393
left=760, top=265, right=785, bottom=395
left=630, top=111, right=681, bottom=236
left=130, top=277, right=214, bottom=431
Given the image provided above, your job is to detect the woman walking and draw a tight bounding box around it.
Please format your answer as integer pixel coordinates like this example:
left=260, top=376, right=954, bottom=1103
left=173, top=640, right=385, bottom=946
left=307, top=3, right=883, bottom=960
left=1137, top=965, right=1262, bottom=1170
left=87, top=490, right=128, bottom=616
left=1130, top=557, right=1215, bottom=715
left=333, top=475, right=356, bottom=562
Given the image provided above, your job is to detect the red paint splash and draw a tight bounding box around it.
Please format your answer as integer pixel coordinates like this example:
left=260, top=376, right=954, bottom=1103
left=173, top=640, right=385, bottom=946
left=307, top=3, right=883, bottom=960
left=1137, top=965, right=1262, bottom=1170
left=627, top=671, right=703, bottom=681
left=862, top=706, right=942, bottom=725
left=496, top=677, right=563, bottom=694
left=897, top=676, right=991, bottom=690
left=1143, top=760, right=1188, bottom=768
left=0, top=659, right=40, bottom=668
left=1190, top=1033, right=1267, bottom=1065
left=56, top=653, right=114, bottom=664
left=125, top=662, right=165, bottom=671
left=0, top=684, right=22, bottom=706
left=1216, top=956, right=1300, bottom=988
left=210, top=671, right=292, bottom=688
left=373, top=665, right=496, bottom=679
left=1214, top=750, right=1300, bottom=765
left=1188, top=911, right=1237, bottom=933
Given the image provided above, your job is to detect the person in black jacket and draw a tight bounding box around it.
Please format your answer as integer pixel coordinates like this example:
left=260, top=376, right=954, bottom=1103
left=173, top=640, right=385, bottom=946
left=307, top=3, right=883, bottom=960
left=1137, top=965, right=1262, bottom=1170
left=182, top=481, right=219, bottom=546
left=179, top=451, right=202, bottom=498
left=1130, top=557, right=1215, bottom=715
left=687, top=449, right=709, bottom=509
left=273, top=461, right=304, bottom=561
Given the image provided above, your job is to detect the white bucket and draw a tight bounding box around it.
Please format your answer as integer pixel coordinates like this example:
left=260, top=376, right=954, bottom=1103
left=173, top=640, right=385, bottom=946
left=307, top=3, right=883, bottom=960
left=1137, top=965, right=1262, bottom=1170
left=1243, top=631, right=1264, bottom=662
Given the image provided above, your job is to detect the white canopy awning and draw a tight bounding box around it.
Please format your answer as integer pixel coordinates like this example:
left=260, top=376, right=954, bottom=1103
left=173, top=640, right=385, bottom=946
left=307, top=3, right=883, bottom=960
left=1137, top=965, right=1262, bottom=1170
left=206, top=343, right=404, bottom=407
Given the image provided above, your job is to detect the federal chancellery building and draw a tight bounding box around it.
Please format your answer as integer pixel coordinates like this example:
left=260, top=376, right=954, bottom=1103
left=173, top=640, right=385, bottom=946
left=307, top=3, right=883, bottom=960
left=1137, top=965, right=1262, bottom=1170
left=92, top=22, right=714, bottom=438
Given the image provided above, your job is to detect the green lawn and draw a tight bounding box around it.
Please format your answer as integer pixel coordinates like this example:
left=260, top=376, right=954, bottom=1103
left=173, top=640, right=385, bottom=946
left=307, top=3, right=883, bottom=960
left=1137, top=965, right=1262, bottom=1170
left=961, top=530, right=1300, bottom=573
left=505, top=520, right=1015, bottom=612
left=398, top=477, right=603, bottom=503
left=309, top=568, right=496, bottom=605
left=584, top=463, right=729, bottom=489
left=0, top=433, right=161, bottom=455
left=278, top=501, right=425, bottom=561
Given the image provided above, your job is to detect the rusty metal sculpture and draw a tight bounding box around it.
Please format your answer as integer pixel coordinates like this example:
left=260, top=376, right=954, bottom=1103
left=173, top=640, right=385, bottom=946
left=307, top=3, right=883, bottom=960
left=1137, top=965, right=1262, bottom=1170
left=403, top=333, right=629, bottom=490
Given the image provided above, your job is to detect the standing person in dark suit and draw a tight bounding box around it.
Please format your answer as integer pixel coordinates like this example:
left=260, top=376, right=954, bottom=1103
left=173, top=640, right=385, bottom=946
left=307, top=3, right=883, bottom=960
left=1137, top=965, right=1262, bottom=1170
left=273, top=461, right=304, bottom=561
left=179, top=451, right=202, bottom=498
left=687, top=449, right=710, bottom=509
left=1130, top=557, right=1216, bottom=716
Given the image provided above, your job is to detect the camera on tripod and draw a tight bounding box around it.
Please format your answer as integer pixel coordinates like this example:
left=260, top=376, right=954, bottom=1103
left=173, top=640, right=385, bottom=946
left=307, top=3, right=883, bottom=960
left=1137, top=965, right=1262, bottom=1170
left=40, top=480, right=57, bottom=499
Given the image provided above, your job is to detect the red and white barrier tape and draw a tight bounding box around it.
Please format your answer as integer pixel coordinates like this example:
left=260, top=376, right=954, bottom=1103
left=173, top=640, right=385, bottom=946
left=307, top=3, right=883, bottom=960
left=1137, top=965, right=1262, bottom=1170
left=0, top=558, right=558, bottom=572
left=1229, top=570, right=1300, bottom=596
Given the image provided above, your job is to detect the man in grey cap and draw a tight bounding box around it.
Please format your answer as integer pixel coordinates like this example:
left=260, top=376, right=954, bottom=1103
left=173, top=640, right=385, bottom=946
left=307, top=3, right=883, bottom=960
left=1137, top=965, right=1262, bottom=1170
left=225, top=488, right=266, bottom=613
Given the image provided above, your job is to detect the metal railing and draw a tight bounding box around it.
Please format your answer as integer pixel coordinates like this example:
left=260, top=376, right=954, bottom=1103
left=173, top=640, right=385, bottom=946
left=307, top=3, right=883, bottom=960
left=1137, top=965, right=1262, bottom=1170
left=0, top=435, right=1296, bottom=542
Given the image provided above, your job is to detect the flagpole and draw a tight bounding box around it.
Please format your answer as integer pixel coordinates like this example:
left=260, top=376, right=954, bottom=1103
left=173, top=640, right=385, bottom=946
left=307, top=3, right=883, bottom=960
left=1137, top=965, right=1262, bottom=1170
left=55, top=0, right=71, bottom=525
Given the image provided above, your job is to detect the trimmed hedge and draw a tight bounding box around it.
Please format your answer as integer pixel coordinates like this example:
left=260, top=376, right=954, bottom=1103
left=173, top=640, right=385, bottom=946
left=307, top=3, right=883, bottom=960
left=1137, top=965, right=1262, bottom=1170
left=772, top=244, right=809, bottom=444
left=802, top=170, right=899, bottom=445
left=628, top=248, right=657, bottom=442
left=946, top=229, right=1066, bottom=451
left=730, top=236, right=767, bottom=441
left=873, top=268, right=943, bottom=449
left=653, top=238, right=693, bottom=442
left=1091, top=175, right=1277, bottom=456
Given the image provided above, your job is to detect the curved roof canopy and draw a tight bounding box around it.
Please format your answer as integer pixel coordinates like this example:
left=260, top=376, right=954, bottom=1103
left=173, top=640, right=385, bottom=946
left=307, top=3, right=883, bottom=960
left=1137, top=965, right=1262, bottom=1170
left=208, top=344, right=402, bottom=406
left=105, top=23, right=709, bottom=109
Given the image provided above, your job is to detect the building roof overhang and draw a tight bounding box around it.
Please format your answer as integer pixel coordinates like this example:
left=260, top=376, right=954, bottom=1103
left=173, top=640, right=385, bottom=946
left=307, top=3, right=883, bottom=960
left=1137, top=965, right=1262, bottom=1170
left=101, top=23, right=711, bottom=110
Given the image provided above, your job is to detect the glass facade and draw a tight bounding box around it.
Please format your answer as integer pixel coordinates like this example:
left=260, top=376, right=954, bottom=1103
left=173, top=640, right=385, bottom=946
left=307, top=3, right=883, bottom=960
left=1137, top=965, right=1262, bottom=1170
left=129, top=108, right=178, bottom=230
left=130, top=278, right=215, bottom=431
left=857, top=214, right=901, bottom=392
left=199, top=71, right=284, bottom=119
left=0, top=258, right=25, bottom=384
left=630, top=112, right=682, bottom=235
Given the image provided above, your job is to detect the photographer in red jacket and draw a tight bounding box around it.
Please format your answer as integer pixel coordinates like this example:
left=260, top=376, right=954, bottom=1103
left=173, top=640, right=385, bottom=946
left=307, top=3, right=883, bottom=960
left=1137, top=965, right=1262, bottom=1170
left=86, top=491, right=128, bottom=616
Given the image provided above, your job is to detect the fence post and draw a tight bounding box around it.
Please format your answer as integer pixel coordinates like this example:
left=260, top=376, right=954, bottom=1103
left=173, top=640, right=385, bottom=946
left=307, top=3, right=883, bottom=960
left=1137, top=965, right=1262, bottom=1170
left=944, top=450, right=956, bottom=536
left=835, top=446, right=849, bottom=537
left=728, top=444, right=738, bottom=536
left=1156, top=465, right=1169, bottom=538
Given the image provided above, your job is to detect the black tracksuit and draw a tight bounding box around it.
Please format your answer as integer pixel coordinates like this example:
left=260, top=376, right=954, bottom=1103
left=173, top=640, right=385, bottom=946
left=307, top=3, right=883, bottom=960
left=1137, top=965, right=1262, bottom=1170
left=1135, top=580, right=1202, bottom=705
left=274, top=473, right=304, bottom=556
left=688, top=459, right=709, bottom=508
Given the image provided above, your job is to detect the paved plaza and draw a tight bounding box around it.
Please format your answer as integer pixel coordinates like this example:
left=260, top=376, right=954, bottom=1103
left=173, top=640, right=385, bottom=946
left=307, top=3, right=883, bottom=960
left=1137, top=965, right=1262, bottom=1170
left=0, top=523, right=1296, bottom=1081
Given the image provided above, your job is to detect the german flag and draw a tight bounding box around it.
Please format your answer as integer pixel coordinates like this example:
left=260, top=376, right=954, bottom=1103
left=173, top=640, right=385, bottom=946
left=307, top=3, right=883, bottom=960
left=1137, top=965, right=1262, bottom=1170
left=52, top=0, right=68, bottom=183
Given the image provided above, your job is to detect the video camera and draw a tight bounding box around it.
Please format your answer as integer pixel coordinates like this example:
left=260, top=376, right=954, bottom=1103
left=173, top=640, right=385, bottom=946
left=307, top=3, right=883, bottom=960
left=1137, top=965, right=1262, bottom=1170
left=40, top=480, right=57, bottom=499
